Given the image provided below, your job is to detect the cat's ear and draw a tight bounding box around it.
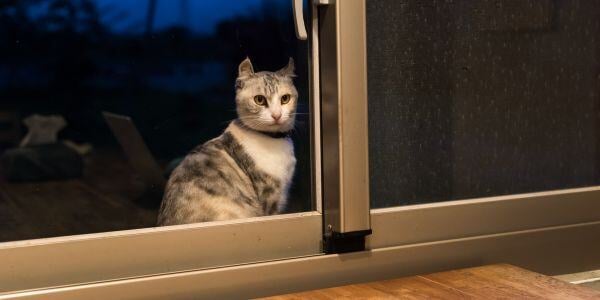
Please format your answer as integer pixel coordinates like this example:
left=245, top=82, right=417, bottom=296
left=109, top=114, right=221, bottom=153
left=277, top=57, right=295, bottom=77
left=238, top=57, right=254, bottom=78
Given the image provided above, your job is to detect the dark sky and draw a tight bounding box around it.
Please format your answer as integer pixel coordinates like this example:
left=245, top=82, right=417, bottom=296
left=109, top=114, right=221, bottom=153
left=93, top=0, right=266, bottom=34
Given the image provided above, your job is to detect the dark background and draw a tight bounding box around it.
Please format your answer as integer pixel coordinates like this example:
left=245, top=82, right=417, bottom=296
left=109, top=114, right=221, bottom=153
left=0, top=0, right=311, bottom=241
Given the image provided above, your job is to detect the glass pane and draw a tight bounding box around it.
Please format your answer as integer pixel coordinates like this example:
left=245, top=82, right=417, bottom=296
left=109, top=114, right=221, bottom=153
left=367, top=0, right=600, bottom=208
left=0, top=0, right=312, bottom=241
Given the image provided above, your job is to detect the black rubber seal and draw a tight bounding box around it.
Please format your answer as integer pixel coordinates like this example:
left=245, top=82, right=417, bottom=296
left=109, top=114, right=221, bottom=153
left=323, top=229, right=372, bottom=254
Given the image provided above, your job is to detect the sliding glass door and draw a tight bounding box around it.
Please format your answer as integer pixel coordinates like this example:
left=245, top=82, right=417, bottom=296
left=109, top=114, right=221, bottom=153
left=0, top=0, right=323, bottom=293
left=364, top=0, right=600, bottom=262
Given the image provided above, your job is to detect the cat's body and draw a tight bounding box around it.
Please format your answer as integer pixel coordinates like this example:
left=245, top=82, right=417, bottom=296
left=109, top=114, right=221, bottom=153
left=157, top=58, right=297, bottom=226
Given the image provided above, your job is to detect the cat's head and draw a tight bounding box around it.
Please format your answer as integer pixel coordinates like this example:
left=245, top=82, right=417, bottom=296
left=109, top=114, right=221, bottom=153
left=235, top=57, right=298, bottom=133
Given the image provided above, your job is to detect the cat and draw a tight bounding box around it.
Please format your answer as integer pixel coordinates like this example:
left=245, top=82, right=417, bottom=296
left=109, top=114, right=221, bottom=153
left=157, top=57, right=298, bottom=226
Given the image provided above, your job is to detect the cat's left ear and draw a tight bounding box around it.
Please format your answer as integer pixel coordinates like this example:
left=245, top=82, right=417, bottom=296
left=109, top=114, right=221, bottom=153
left=238, top=57, right=255, bottom=78
left=277, top=57, right=296, bottom=77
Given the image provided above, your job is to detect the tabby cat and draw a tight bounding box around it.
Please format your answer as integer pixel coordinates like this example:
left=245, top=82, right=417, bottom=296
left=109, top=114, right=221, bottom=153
left=157, top=58, right=297, bottom=226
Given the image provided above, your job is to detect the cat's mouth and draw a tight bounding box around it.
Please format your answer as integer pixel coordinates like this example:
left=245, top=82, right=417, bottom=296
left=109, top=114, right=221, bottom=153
left=268, top=123, right=284, bottom=129
left=240, top=118, right=293, bottom=133
left=265, top=120, right=292, bottom=132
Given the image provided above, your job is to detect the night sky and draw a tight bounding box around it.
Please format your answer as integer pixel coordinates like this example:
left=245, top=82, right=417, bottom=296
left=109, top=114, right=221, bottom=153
left=93, top=0, right=270, bottom=34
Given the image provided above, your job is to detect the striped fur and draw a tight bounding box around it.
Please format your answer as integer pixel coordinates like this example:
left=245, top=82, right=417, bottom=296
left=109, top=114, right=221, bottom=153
left=157, top=58, right=297, bottom=225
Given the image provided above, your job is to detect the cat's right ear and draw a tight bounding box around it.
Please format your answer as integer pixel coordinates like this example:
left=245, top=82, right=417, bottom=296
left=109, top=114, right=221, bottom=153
left=238, top=57, right=254, bottom=78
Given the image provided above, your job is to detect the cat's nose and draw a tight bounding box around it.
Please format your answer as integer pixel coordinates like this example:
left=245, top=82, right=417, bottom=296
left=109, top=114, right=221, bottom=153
left=271, top=112, right=282, bottom=121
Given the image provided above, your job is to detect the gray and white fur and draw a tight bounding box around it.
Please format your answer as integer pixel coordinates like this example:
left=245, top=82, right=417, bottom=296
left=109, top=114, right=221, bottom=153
left=157, top=58, right=298, bottom=226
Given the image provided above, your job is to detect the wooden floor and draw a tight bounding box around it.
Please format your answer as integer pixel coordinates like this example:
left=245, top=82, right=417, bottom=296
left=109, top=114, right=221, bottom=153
left=262, top=264, right=600, bottom=299
left=0, top=149, right=158, bottom=242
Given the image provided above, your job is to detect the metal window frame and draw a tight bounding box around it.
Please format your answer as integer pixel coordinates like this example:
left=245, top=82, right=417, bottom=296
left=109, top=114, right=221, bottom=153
left=368, top=186, right=600, bottom=249
left=0, top=212, right=322, bottom=293
left=319, top=0, right=372, bottom=253
left=4, top=220, right=599, bottom=299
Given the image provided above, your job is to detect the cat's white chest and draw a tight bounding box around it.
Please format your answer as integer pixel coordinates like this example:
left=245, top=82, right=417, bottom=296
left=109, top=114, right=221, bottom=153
left=228, top=124, right=296, bottom=183
left=246, top=137, right=295, bottom=182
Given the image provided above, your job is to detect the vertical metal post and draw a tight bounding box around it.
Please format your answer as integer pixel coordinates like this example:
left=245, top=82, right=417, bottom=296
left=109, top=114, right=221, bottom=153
left=319, top=0, right=371, bottom=253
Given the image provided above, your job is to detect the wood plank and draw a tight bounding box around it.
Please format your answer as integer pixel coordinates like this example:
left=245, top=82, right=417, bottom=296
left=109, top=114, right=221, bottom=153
left=261, top=276, right=470, bottom=299
left=425, top=264, right=600, bottom=300
left=0, top=185, right=40, bottom=240
left=266, top=284, right=396, bottom=300
left=261, top=264, right=600, bottom=299
left=423, top=265, right=536, bottom=298
left=366, top=276, right=472, bottom=299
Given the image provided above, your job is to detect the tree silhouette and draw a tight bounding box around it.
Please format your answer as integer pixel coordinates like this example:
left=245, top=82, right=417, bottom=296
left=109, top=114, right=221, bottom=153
left=145, top=0, right=156, bottom=35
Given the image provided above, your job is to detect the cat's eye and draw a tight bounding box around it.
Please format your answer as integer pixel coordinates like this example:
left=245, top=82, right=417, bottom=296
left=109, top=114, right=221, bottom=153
left=281, top=94, right=291, bottom=104
left=254, top=95, right=267, bottom=106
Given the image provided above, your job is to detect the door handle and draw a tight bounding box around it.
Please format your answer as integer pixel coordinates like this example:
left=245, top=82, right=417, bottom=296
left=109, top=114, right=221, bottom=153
left=292, top=0, right=307, bottom=40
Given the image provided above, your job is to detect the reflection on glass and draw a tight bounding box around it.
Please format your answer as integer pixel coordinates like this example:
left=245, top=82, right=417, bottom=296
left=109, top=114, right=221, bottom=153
left=367, top=1, right=600, bottom=208
left=0, top=0, right=310, bottom=242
